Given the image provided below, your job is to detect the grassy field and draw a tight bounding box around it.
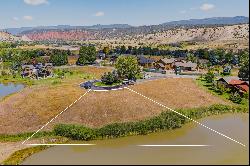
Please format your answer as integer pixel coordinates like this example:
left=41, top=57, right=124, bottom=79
left=0, top=66, right=111, bottom=134
left=0, top=78, right=227, bottom=134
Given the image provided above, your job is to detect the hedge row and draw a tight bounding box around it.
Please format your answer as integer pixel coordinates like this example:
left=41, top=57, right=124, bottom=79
left=53, top=104, right=248, bottom=141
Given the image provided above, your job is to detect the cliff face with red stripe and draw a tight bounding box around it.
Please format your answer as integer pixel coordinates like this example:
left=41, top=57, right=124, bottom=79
left=21, top=24, right=249, bottom=44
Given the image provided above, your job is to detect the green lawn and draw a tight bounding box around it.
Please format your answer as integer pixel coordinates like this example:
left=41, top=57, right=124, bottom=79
left=196, top=77, right=249, bottom=108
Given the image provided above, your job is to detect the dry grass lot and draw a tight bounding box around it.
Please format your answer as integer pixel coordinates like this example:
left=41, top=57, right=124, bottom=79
left=0, top=78, right=228, bottom=134
left=47, top=78, right=228, bottom=130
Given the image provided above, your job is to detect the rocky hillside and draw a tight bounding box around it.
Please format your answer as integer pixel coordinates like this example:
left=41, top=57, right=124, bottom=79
left=0, top=31, right=21, bottom=42
left=139, top=24, right=249, bottom=44
left=20, top=24, right=249, bottom=43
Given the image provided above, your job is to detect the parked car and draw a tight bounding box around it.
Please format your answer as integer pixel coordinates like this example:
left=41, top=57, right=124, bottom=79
left=143, top=73, right=151, bottom=79
left=122, top=79, right=129, bottom=85
left=82, top=81, right=92, bottom=89
left=128, top=80, right=135, bottom=85
left=161, top=70, right=166, bottom=74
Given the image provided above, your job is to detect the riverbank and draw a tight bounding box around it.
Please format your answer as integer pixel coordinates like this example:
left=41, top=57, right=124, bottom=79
left=1, top=104, right=248, bottom=165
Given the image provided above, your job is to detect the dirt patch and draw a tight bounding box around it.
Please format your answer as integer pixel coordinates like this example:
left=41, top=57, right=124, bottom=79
left=0, top=142, right=25, bottom=163
left=0, top=78, right=227, bottom=134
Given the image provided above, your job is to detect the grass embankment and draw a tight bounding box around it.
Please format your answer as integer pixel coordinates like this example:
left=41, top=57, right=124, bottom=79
left=2, top=136, right=68, bottom=165
left=53, top=104, right=248, bottom=141
left=0, top=76, right=33, bottom=86
left=2, top=146, right=49, bottom=165
left=0, top=132, right=54, bottom=142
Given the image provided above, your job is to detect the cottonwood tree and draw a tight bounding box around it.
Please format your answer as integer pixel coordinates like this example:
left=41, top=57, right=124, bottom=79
left=115, top=56, right=140, bottom=80
left=77, top=46, right=97, bottom=65
left=238, top=51, right=249, bottom=81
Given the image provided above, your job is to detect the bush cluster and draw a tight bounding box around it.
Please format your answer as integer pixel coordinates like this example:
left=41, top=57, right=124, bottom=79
left=101, top=71, right=119, bottom=85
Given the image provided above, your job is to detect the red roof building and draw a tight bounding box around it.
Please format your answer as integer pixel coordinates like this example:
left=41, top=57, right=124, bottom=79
left=229, top=80, right=249, bottom=93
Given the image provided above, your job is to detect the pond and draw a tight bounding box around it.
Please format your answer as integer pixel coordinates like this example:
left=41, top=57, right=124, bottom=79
left=0, top=83, right=24, bottom=99
left=22, top=114, right=249, bottom=165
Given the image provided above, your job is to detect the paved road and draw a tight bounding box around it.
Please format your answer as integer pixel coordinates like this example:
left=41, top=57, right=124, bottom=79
left=80, top=80, right=127, bottom=91
left=137, top=72, right=200, bottom=83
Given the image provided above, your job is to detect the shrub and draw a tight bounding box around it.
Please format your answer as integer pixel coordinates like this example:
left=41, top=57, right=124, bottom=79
left=229, top=92, right=242, bottom=104
left=54, top=124, right=96, bottom=141
left=243, top=92, right=249, bottom=99
left=101, top=71, right=119, bottom=85
left=204, top=70, right=215, bottom=83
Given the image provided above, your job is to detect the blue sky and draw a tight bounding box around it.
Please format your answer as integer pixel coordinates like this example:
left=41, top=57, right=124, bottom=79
left=0, top=0, right=249, bottom=28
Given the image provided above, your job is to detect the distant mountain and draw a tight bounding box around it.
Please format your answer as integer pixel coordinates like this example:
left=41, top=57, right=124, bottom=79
left=3, top=16, right=248, bottom=35
left=85, top=24, right=133, bottom=29
left=4, top=24, right=133, bottom=35
left=162, top=16, right=249, bottom=26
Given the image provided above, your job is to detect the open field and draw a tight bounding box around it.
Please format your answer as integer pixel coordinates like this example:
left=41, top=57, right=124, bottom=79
left=0, top=78, right=228, bottom=135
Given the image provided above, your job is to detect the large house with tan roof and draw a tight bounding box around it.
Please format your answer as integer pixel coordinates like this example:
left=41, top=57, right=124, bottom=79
left=155, top=58, right=197, bottom=71
left=155, top=58, right=176, bottom=70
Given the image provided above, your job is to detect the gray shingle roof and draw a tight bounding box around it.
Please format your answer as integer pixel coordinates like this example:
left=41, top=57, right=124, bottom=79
left=161, top=58, right=175, bottom=64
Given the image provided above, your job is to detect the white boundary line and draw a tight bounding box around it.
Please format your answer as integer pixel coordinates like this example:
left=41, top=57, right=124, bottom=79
left=92, top=87, right=125, bottom=92
left=22, top=89, right=91, bottom=145
left=124, top=87, right=246, bottom=147
left=138, top=145, right=212, bottom=147
left=26, top=144, right=95, bottom=146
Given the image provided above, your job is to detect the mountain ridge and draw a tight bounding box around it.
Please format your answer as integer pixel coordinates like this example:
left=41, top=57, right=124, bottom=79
left=2, top=16, right=249, bottom=35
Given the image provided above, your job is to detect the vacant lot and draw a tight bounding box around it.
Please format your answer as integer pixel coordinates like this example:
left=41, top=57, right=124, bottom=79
left=0, top=78, right=228, bottom=134
left=46, top=78, right=228, bottom=129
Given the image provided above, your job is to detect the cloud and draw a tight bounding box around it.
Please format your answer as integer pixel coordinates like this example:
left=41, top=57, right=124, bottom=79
left=200, top=3, right=215, bottom=11
left=24, top=0, right=49, bottom=6
left=23, top=16, right=33, bottom=21
left=13, top=17, right=19, bottom=21
left=179, top=10, right=187, bottom=14
left=94, top=11, right=105, bottom=17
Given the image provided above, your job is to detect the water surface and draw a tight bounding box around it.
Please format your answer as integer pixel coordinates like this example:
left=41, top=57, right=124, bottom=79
left=0, top=83, right=24, bottom=98
left=23, top=114, right=249, bottom=165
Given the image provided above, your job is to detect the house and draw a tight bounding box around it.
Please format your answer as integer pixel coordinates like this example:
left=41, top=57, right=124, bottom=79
left=174, top=61, right=197, bottom=71
left=137, top=55, right=155, bottom=68
left=21, top=65, right=35, bottom=78
left=217, top=76, right=249, bottom=94
left=21, top=63, right=53, bottom=79
left=155, top=58, right=176, bottom=70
